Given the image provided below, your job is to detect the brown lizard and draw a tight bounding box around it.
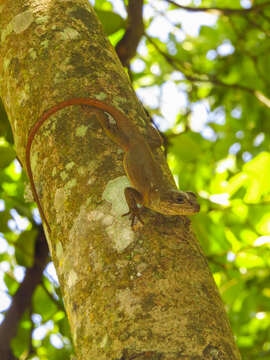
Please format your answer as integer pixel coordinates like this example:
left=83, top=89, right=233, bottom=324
left=26, top=98, right=200, bottom=232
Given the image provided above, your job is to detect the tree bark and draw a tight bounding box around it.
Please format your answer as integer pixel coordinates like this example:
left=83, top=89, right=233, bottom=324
left=0, top=1, right=241, bottom=359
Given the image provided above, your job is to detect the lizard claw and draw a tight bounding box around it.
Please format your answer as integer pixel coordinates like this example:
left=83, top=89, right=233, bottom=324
left=122, top=210, right=144, bottom=227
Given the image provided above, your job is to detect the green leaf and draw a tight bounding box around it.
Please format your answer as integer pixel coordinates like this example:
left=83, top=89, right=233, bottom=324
left=170, top=133, right=202, bottom=162
left=95, top=9, right=126, bottom=36
left=222, top=278, right=244, bottom=306
left=0, top=252, right=11, bottom=262
left=255, top=212, right=270, bottom=235
left=0, top=99, right=13, bottom=143
left=0, top=145, right=16, bottom=169
left=226, top=172, right=248, bottom=196
left=58, top=315, right=72, bottom=338
left=0, top=210, right=12, bottom=232
left=243, top=152, right=270, bottom=203
left=199, top=25, right=220, bottom=45
left=33, top=285, right=58, bottom=321
left=15, top=229, right=37, bottom=268
left=4, top=272, right=19, bottom=295
left=236, top=252, right=265, bottom=269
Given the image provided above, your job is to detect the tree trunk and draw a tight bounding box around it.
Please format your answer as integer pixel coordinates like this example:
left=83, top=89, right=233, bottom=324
left=0, top=1, right=241, bottom=359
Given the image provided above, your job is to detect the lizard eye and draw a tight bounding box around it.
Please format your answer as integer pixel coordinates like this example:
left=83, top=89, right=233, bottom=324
left=176, top=195, right=185, bottom=204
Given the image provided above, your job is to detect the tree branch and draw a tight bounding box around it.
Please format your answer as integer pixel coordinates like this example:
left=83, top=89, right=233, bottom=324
left=244, top=14, right=270, bottom=37
left=145, top=35, right=270, bottom=108
left=166, top=0, right=270, bottom=15
left=0, top=228, right=49, bottom=360
left=115, top=0, right=144, bottom=66
left=227, top=16, right=270, bottom=87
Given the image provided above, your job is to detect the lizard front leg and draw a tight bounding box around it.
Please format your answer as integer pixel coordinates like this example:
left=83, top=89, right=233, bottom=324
left=122, top=187, right=144, bottom=227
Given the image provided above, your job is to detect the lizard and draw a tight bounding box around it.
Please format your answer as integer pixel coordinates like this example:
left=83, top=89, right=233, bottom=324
left=26, top=98, right=200, bottom=233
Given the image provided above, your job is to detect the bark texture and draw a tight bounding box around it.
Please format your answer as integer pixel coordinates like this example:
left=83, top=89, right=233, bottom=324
left=0, top=1, right=241, bottom=359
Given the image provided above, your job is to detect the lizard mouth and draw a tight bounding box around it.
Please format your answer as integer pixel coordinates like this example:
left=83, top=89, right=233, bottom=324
left=189, top=202, right=200, bottom=211
left=189, top=203, right=200, bottom=213
left=155, top=202, right=200, bottom=216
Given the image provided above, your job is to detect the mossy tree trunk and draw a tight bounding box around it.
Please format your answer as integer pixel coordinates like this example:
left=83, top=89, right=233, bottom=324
left=0, top=1, right=241, bottom=359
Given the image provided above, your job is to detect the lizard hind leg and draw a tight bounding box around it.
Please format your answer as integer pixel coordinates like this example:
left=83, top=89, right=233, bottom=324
left=146, top=123, right=163, bottom=149
left=81, top=105, right=129, bottom=151
left=143, top=108, right=163, bottom=149
left=122, top=187, right=144, bottom=227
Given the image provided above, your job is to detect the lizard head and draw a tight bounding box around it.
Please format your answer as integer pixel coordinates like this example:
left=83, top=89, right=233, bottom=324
left=150, top=189, right=200, bottom=216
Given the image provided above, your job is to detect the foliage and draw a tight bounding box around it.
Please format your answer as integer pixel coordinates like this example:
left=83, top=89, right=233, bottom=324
left=0, top=0, right=270, bottom=359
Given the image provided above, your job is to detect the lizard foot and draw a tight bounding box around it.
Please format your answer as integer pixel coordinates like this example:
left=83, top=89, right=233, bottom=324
left=122, top=210, right=144, bottom=228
